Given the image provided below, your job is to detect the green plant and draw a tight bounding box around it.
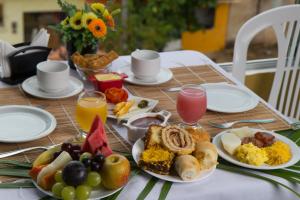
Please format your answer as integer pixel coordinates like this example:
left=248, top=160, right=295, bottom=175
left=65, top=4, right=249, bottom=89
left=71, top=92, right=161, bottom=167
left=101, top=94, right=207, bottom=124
left=103, top=0, right=217, bottom=53
left=49, top=0, right=120, bottom=53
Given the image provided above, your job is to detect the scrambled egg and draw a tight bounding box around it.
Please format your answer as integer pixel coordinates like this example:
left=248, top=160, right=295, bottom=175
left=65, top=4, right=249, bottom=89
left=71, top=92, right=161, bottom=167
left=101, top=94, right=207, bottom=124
left=234, top=143, right=268, bottom=166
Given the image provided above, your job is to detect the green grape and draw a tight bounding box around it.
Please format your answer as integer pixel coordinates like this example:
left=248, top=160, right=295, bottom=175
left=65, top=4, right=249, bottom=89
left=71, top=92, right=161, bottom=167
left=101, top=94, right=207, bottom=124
left=61, top=186, right=75, bottom=200
left=80, top=152, right=92, bottom=162
left=51, top=182, right=64, bottom=197
left=54, top=170, right=63, bottom=182
left=86, top=172, right=101, bottom=187
left=75, top=185, right=91, bottom=200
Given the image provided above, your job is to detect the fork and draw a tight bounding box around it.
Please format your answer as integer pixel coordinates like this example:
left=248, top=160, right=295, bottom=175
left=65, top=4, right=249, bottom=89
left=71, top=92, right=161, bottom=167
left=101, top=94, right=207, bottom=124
left=208, top=118, right=276, bottom=129
left=0, top=144, right=60, bottom=159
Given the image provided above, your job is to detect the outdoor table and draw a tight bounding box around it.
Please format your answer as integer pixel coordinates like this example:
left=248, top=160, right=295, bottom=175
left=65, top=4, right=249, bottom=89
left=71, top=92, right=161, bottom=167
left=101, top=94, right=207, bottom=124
left=0, top=50, right=298, bottom=200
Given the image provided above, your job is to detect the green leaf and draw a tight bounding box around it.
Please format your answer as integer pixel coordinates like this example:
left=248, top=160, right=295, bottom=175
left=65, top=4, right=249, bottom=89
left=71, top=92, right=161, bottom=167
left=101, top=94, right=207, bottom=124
left=136, top=176, right=158, bottom=200
left=158, top=181, right=172, bottom=200
left=111, top=8, right=121, bottom=16
left=0, top=168, right=30, bottom=178
left=218, top=164, right=300, bottom=198
left=0, top=160, right=32, bottom=168
left=101, top=189, right=122, bottom=200
left=0, top=181, right=35, bottom=188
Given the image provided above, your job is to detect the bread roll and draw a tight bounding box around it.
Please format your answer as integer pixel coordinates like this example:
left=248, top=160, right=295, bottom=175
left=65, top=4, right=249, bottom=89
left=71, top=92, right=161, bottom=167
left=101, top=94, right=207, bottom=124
left=193, top=142, right=218, bottom=170
left=175, top=155, right=201, bottom=181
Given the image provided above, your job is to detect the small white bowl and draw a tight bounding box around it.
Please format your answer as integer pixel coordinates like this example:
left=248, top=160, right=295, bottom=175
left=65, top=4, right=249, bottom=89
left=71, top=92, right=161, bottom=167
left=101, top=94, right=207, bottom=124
left=123, top=110, right=171, bottom=143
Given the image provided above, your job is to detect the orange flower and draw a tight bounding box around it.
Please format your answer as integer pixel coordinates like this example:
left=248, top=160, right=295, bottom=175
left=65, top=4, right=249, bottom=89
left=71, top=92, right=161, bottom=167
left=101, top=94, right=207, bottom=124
left=88, top=19, right=107, bottom=38
left=106, top=15, right=115, bottom=28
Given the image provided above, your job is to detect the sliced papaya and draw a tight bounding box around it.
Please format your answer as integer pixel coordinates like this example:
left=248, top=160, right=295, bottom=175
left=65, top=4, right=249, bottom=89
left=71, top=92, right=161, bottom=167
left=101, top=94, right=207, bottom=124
left=29, top=164, right=47, bottom=181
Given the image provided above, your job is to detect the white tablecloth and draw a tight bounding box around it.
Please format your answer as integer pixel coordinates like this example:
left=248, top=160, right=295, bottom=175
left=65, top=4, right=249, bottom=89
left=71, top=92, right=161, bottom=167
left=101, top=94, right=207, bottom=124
left=0, top=50, right=298, bottom=200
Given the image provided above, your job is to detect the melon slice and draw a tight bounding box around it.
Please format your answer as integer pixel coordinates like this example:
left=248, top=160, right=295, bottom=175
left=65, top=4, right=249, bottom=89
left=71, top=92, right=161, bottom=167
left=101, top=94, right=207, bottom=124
left=81, top=116, right=113, bottom=157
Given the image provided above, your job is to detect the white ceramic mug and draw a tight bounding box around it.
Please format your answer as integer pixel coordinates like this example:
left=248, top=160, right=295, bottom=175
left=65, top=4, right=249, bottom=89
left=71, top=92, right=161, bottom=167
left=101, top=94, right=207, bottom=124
left=37, top=61, right=70, bottom=93
left=131, top=49, right=160, bottom=82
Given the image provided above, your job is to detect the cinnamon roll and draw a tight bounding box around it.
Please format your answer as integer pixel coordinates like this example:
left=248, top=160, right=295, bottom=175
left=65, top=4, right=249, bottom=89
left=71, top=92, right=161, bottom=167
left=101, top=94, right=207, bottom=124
left=161, top=126, right=195, bottom=155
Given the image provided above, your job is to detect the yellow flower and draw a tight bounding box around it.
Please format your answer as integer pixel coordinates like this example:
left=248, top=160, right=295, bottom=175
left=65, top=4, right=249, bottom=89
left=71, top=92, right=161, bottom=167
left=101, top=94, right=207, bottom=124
left=69, top=12, right=83, bottom=30
left=60, top=17, right=69, bottom=27
left=88, top=19, right=107, bottom=38
left=82, top=12, right=97, bottom=27
left=91, top=3, right=105, bottom=14
left=103, top=9, right=110, bottom=18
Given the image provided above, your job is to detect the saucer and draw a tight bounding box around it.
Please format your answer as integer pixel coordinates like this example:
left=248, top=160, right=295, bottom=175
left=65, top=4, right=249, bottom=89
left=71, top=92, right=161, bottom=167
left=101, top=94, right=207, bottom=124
left=22, top=76, right=83, bottom=99
left=117, top=65, right=173, bottom=86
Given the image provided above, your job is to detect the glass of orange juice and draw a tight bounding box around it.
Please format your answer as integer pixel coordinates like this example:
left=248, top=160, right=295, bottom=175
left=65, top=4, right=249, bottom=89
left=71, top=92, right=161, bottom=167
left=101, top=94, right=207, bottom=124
left=75, top=90, right=108, bottom=133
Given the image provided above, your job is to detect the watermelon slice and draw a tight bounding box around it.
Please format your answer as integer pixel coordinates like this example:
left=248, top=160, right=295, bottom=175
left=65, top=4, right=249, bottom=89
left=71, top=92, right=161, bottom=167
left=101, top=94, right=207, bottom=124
left=81, top=116, right=113, bottom=157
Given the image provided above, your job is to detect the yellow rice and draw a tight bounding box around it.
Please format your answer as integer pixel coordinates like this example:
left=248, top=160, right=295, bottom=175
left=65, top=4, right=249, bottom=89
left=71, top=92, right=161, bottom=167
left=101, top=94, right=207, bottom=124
left=264, top=141, right=291, bottom=166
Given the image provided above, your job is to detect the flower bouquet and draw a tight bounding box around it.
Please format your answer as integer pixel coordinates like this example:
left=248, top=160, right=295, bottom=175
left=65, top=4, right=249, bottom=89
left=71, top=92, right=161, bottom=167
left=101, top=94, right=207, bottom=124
left=49, top=0, right=120, bottom=68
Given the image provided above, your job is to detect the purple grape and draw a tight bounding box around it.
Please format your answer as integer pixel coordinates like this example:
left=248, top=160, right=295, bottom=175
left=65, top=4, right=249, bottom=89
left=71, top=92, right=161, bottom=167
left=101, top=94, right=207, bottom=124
left=71, top=145, right=81, bottom=151
left=61, top=143, right=73, bottom=152
left=82, top=158, right=91, bottom=168
left=71, top=150, right=81, bottom=160
left=93, top=154, right=105, bottom=169
left=90, top=161, right=101, bottom=171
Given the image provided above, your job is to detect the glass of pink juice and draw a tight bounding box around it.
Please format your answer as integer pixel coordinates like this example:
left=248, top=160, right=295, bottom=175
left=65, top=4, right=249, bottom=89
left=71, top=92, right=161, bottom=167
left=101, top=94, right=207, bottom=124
left=176, top=84, right=207, bottom=126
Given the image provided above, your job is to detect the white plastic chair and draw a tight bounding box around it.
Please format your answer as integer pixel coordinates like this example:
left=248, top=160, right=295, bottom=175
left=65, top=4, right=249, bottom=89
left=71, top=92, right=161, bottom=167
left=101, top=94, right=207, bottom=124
left=232, top=5, right=300, bottom=120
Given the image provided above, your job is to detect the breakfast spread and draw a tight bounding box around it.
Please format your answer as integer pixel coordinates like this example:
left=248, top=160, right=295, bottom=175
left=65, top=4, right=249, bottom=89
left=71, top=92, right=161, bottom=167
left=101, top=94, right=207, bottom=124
left=221, top=127, right=292, bottom=166
left=30, top=117, right=131, bottom=200
left=72, top=51, right=119, bottom=69
left=138, top=125, right=218, bottom=181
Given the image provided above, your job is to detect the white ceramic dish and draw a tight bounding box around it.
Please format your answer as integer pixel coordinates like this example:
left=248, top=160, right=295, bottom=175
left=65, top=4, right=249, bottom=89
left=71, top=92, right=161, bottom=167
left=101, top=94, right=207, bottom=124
left=22, top=76, right=83, bottom=99
left=202, top=83, right=259, bottom=113
left=117, top=65, right=173, bottom=86
left=132, top=138, right=216, bottom=183
left=123, top=110, right=171, bottom=142
left=33, top=180, right=123, bottom=200
left=212, top=128, right=300, bottom=170
left=107, top=96, right=159, bottom=121
left=0, top=105, right=56, bottom=143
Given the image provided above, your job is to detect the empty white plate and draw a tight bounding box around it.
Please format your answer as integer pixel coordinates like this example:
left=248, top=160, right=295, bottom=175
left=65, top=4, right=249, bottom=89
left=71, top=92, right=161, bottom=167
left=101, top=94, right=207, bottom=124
left=0, top=105, right=56, bottom=143
left=22, top=76, right=83, bottom=99
left=117, top=65, right=173, bottom=86
left=202, top=83, right=259, bottom=113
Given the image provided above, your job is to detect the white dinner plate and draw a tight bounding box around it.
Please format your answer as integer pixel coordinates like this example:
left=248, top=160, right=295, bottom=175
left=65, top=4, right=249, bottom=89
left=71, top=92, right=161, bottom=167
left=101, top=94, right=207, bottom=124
left=33, top=180, right=123, bottom=200
left=132, top=138, right=216, bottom=183
left=22, top=76, right=83, bottom=99
left=0, top=105, right=56, bottom=143
left=107, top=96, right=159, bottom=121
left=117, top=65, right=173, bottom=86
left=212, top=128, right=300, bottom=170
left=201, top=83, right=259, bottom=113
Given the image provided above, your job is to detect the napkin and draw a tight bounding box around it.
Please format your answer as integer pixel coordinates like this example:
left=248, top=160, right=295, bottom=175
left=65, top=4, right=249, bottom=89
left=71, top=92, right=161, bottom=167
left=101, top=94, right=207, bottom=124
left=0, top=28, right=50, bottom=78
left=30, top=28, right=50, bottom=47
left=0, top=40, right=16, bottom=78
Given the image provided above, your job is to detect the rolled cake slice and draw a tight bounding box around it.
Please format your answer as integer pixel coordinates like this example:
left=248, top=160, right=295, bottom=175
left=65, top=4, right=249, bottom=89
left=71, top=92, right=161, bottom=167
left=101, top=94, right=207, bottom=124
left=161, top=125, right=195, bottom=155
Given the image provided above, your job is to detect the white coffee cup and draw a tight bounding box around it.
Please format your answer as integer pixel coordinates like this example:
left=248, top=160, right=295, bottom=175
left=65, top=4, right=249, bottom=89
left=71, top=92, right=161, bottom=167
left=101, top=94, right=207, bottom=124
left=37, top=61, right=70, bottom=93
left=131, top=49, right=160, bottom=82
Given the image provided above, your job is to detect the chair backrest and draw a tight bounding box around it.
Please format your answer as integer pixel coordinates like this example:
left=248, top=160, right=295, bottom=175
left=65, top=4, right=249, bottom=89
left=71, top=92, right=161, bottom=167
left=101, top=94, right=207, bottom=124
left=232, top=5, right=300, bottom=119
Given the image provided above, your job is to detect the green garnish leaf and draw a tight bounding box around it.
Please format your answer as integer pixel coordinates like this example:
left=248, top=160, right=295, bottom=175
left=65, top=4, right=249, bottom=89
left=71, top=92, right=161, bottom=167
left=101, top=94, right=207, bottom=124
left=158, top=181, right=172, bottom=200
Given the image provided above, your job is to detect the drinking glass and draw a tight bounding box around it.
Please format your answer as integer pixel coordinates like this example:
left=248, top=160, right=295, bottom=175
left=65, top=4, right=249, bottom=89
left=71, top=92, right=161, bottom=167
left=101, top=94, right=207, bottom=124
left=75, top=90, right=108, bottom=133
left=176, top=84, right=207, bottom=127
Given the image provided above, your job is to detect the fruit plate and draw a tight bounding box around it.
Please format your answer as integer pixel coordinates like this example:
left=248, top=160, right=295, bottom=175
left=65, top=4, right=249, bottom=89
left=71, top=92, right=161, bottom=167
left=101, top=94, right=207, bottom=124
left=32, top=180, right=123, bottom=200
left=107, top=96, right=159, bottom=121
left=212, top=128, right=300, bottom=170
left=132, top=138, right=216, bottom=183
